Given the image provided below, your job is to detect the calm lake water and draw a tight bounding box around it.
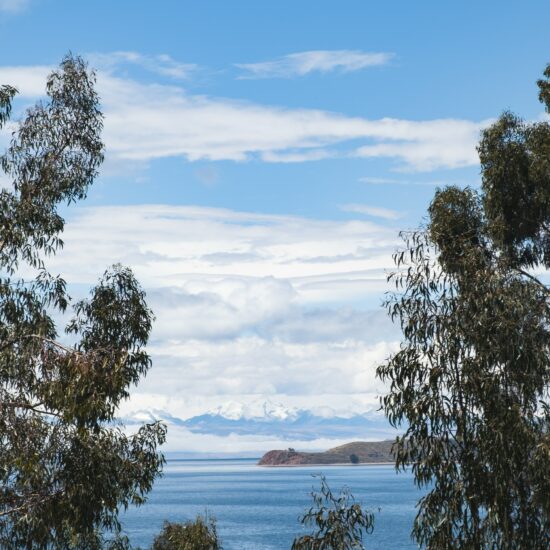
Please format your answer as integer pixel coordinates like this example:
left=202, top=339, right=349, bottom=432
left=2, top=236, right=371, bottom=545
left=122, top=459, right=420, bottom=549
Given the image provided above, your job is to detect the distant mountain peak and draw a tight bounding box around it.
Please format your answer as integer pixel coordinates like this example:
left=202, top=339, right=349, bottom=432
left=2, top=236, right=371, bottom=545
left=208, top=399, right=300, bottom=421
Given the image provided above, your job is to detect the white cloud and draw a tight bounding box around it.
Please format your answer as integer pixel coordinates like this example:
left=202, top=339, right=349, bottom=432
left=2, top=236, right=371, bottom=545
left=0, top=0, right=28, bottom=13
left=143, top=337, right=396, bottom=397
left=340, top=203, right=403, bottom=220
left=236, top=50, right=393, bottom=79
left=97, top=75, right=486, bottom=170
left=147, top=278, right=297, bottom=341
left=0, top=62, right=488, bottom=172
left=50, top=204, right=398, bottom=290
left=0, top=65, right=50, bottom=96
left=354, top=117, right=485, bottom=171
left=96, top=73, right=371, bottom=163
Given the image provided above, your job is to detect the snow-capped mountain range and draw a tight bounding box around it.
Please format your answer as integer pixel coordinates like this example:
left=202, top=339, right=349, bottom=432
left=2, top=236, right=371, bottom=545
left=208, top=400, right=301, bottom=421
left=121, top=400, right=396, bottom=441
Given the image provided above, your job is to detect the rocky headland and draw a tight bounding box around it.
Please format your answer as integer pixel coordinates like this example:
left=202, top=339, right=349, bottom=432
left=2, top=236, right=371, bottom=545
left=258, top=441, right=394, bottom=466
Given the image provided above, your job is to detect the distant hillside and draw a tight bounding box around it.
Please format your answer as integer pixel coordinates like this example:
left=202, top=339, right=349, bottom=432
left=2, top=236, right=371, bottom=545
left=258, top=440, right=394, bottom=466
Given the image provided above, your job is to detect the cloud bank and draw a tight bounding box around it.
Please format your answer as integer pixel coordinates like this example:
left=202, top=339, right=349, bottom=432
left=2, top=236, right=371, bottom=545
left=41, top=204, right=402, bottom=448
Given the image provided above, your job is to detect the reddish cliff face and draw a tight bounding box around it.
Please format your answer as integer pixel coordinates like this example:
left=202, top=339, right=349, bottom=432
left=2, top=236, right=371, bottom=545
left=258, top=441, right=394, bottom=466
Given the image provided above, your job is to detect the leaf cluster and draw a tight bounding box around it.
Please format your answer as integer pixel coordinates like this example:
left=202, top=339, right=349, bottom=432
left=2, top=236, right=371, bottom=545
left=292, top=475, right=375, bottom=550
left=151, top=515, right=220, bottom=550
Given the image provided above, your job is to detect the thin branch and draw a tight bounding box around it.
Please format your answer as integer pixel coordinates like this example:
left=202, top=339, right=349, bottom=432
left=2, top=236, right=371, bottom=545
left=515, top=268, right=550, bottom=295
left=25, top=334, right=77, bottom=354
left=0, top=501, right=30, bottom=518
left=0, top=333, right=78, bottom=355
left=0, top=490, right=64, bottom=518
left=2, top=400, right=63, bottom=418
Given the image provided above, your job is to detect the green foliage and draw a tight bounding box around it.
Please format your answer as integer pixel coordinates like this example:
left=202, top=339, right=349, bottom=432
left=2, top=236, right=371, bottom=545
left=478, top=113, right=550, bottom=267
left=0, top=55, right=166, bottom=548
left=349, top=454, right=359, bottom=464
left=377, top=65, right=550, bottom=548
left=537, top=63, right=550, bottom=112
left=151, top=515, right=220, bottom=550
left=0, top=85, right=16, bottom=127
left=292, top=475, right=374, bottom=550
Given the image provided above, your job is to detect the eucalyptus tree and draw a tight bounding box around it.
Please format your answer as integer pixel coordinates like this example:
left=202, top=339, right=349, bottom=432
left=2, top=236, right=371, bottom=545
left=377, top=65, right=550, bottom=548
left=0, top=55, right=166, bottom=549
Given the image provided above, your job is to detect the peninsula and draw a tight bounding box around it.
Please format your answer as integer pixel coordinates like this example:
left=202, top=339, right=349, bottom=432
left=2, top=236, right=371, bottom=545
left=258, top=441, right=394, bottom=466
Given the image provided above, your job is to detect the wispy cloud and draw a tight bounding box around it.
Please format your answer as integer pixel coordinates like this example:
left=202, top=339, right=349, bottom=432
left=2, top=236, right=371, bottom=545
left=0, top=60, right=487, bottom=173
left=340, top=203, right=403, bottom=220
left=0, top=0, right=28, bottom=13
left=236, top=50, right=393, bottom=79
left=87, top=51, right=198, bottom=80
left=96, top=74, right=486, bottom=171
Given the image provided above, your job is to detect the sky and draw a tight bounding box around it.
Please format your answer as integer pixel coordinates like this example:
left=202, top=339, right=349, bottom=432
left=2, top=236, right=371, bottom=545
left=1, top=0, right=549, bottom=451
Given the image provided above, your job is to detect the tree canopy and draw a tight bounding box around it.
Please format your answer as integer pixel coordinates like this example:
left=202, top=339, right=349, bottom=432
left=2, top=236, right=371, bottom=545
left=0, top=55, right=165, bottom=549
left=150, top=515, right=220, bottom=550
left=377, top=65, right=550, bottom=548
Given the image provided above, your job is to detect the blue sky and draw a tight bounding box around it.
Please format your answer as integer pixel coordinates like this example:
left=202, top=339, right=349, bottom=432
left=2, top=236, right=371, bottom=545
left=1, top=0, right=549, bottom=451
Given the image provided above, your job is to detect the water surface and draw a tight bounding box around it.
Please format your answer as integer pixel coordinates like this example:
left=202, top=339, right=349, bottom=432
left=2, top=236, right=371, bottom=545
left=122, top=459, right=420, bottom=549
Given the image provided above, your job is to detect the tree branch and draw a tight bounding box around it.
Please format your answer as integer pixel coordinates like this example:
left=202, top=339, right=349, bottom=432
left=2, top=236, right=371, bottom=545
left=0, top=490, right=64, bottom=518
left=515, top=268, right=550, bottom=295
left=0, top=333, right=78, bottom=355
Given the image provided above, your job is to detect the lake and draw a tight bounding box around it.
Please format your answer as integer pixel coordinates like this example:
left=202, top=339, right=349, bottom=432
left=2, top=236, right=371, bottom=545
left=122, top=459, right=421, bottom=549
